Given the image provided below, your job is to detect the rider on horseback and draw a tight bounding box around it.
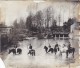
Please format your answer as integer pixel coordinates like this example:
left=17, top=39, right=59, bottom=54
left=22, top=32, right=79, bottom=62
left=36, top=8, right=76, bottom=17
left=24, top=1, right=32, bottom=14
left=29, top=44, right=32, bottom=49
left=48, top=44, right=51, bottom=48
left=55, top=42, right=58, bottom=47
left=28, top=44, right=35, bottom=56
left=68, top=42, right=71, bottom=50
left=55, top=42, right=59, bottom=51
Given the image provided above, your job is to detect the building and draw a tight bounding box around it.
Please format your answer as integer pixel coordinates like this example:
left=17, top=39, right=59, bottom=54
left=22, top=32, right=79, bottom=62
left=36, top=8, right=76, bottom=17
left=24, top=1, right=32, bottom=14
left=0, top=26, right=12, bottom=52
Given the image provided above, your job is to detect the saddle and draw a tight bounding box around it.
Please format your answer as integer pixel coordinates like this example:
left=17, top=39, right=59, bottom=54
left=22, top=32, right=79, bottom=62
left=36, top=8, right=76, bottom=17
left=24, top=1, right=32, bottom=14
left=29, top=49, right=35, bottom=53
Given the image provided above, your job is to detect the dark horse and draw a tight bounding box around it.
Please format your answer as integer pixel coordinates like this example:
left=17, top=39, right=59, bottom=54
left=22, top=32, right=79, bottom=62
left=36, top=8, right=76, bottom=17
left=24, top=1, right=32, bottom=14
left=54, top=43, right=59, bottom=51
left=28, top=49, right=35, bottom=56
left=17, top=48, right=22, bottom=54
left=9, top=48, right=16, bottom=55
left=48, top=43, right=59, bottom=54
left=48, top=47, right=57, bottom=55
left=66, top=47, right=75, bottom=58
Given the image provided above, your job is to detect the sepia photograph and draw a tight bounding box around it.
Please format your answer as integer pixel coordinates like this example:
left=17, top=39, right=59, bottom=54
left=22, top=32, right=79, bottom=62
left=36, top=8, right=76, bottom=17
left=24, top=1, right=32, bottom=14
left=0, top=0, right=80, bottom=68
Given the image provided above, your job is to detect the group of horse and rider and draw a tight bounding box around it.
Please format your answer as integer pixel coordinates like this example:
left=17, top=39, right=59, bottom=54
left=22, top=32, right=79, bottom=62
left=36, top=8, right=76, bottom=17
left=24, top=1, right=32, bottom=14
left=9, top=45, right=22, bottom=55
left=44, top=42, right=75, bottom=58
left=8, top=44, right=35, bottom=56
left=8, top=42, right=75, bottom=58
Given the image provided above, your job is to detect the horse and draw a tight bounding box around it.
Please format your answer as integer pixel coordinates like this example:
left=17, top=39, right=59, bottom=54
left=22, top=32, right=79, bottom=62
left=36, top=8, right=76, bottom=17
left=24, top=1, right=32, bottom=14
left=48, top=47, right=54, bottom=53
left=9, top=48, right=16, bottom=55
left=28, top=49, right=35, bottom=56
left=29, top=44, right=32, bottom=49
left=48, top=43, right=60, bottom=55
left=44, top=46, right=48, bottom=53
left=17, top=48, right=22, bottom=54
left=54, top=43, right=59, bottom=51
left=66, top=47, right=75, bottom=58
left=48, top=47, right=58, bottom=55
left=58, top=44, right=75, bottom=58
left=59, top=45, right=68, bottom=56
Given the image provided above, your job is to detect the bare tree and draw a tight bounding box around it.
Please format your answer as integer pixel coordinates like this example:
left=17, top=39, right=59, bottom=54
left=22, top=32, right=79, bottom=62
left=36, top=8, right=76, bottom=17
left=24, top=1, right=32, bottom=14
left=45, top=7, right=52, bottom=28
left=35, top=10, right=43, bottom=32
left=26, top=13, right=33, bottom=31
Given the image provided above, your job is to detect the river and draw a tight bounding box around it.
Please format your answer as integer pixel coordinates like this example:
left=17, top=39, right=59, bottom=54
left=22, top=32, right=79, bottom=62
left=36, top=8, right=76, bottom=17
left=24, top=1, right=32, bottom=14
left=4, top=37, right=79, bottom=68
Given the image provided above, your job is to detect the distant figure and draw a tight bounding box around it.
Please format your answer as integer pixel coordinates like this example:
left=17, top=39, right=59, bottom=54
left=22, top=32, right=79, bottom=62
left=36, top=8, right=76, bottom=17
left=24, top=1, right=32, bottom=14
left=44, top=46, right=48, bottom=53
left=55, top=42, right=58, bottom=47
left=29, top=44, right=32, bottom=49
left=68, top=42, right=71, bottom=50
left=48, top=44, right=51, bottom=48
left=28, top=44, right=35, bottom=56
left=54, top=42, right=59, bottom=51
left=28, top=49, right=35, bottom=56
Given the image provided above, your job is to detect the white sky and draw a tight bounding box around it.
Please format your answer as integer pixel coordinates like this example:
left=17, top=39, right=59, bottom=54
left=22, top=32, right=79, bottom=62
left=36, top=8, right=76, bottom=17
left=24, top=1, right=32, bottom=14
left=0, top=1, right=78, bottom=26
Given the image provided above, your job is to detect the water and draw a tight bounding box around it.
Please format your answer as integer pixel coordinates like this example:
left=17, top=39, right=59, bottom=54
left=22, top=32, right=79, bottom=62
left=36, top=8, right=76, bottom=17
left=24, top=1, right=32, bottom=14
left=4, top=38, right=79, bottom=68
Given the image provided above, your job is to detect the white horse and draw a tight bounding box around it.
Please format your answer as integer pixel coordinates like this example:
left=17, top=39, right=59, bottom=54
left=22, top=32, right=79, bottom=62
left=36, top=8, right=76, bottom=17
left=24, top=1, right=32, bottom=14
left=59, top=44, right=68, bottom=56
left=58, top=44, right=75, bottom=58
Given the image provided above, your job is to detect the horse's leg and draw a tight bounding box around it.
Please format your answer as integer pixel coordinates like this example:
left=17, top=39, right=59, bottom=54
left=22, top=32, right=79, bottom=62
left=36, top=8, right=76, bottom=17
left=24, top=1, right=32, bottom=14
left=51, top=49, right=53, bottom=53
left=45, top=49, right=47, bottom=53
left=20, top=50, right=22, bottom=54
left=52, top=51, right=53, bottom=53
left=51, top=50, right=53, bottom=53
left=73, top=52, right=74, bottom=58
left=32, top=52, right=33, bottom=56
left=46, top=49, right=48, bottom=53
left=48, top=49, right=50, bottom=52
left=19, top=51, right=20, bottom=54
left=28, top=51, right=30, bottom=55
left=9, top=50, right=10, bottom=54
left=19, top=50, right=20, bottom=54
left=66, top=51, right=68, bottom=58
left=51, top=49, right=54, bottom=53
left=55, top=52, right=56, bottom=55
left=55, top=51, right=56, bottom=55
left=72, top=49, right=75, bottom=58
left=33, top=52, right=35, bottom=56
left=19, top=50, right=21, bottom=54
left=21, top=50, right=22, bottom=54
left=60, top=52, right=62, bottom=56
left=15, top=50, right=16, bottom=55
left=14, top=52, right=16, bottom=55
left=58, top=48, right=59, bottom=51
left=13, top=49, right=16, bottom=55
left=17, top=50, right=18, bottom=54
left=34, top=51, right=35, bottom=56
